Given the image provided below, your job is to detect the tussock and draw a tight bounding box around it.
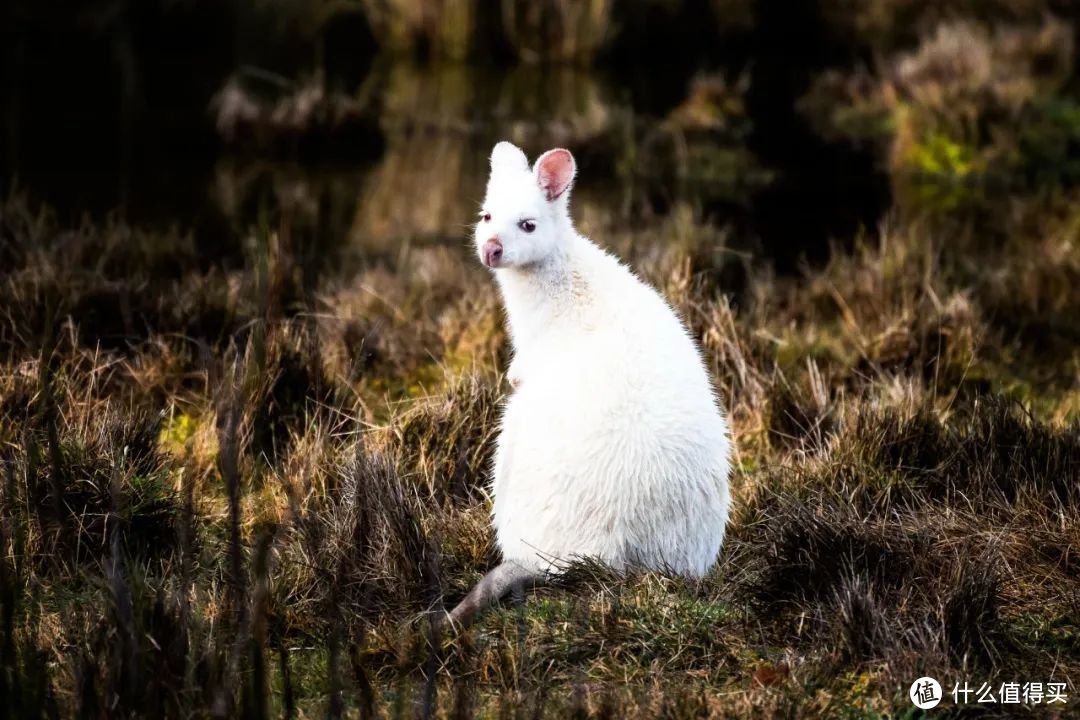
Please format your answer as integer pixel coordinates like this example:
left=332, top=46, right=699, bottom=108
left=2, top=4, right=1079, bottom=714
left=3, top=178, right=1078, bottom=713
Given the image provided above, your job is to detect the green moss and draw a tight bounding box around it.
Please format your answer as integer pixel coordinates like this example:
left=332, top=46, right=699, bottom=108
left=907, top=132, right=981, bottom=179
left=158, top=412, right=200, bottom=454
left=1007, top=612, right=1080, bottom=655
left=828, top=670, right=892, bottom=719
left=898, top=131, right=989, bottom=213
left=362, top=360, right=449, bottom=409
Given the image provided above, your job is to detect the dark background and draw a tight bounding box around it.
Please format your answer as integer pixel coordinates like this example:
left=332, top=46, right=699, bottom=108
left=0, top=0, right=945, bottom=270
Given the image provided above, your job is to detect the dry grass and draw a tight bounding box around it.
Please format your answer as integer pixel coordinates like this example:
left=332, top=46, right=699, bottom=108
left=3, top=5, right=1080, bottom=718
left=2, top=175, right=1077, bottom=716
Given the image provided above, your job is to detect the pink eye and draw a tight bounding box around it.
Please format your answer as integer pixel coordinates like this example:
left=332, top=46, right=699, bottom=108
left=482, top=212, right=491, bottom=222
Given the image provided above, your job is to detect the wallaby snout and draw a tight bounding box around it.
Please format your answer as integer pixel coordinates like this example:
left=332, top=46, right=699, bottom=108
left=482, top=237, right=504, bottom=268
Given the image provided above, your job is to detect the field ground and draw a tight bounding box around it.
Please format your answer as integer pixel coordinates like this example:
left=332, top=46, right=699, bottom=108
left=2, top=2, right=1080, bottom=718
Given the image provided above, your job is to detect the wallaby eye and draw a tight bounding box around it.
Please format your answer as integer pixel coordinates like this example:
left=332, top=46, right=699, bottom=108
left=481, top=212, right=491, bottom=223
left=518, top=219, right=536, bottom=233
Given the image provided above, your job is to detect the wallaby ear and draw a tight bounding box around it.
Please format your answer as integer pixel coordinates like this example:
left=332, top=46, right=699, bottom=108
left=490, top=141, right=529, bottom=173
left=534, top=148, right=576, bottom=202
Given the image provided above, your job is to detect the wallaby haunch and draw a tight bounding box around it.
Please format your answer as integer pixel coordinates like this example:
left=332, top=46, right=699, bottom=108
left=442, top=142, right=732, bottom=629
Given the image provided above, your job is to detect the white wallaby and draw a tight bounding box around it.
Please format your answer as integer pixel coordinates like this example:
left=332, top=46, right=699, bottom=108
left=442, top=142, right=732, bottom=628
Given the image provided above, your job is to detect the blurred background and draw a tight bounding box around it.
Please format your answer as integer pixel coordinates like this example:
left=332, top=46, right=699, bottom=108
left=8, top=0, right=1074, bottom=276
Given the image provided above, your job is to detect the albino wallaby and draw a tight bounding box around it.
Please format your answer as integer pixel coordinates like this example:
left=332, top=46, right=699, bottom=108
left=442, top=142, right=732, bottom=628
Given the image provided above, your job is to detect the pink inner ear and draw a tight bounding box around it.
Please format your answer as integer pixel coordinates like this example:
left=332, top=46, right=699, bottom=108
left=537, top=150, right=574, bottom=201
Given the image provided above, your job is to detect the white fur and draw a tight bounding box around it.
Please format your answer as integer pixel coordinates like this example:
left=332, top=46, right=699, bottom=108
left=475, top=141, right=732, bottom=577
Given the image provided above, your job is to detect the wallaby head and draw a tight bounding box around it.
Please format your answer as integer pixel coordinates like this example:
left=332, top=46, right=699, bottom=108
left=475, top=141, right=577, bottom=270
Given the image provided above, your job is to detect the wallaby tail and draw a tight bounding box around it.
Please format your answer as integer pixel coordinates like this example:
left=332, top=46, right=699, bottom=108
left=438, top=561, right=542, bottom=631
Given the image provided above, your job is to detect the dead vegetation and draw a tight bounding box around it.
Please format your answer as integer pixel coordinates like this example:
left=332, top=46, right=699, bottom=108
left=3, top=3, right=1080, bottom=718
left=2, top=170, right=1077, bottom=716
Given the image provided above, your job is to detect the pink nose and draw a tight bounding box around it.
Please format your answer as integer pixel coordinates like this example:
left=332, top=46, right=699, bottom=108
left=482, top=238, right=503, bottom=268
